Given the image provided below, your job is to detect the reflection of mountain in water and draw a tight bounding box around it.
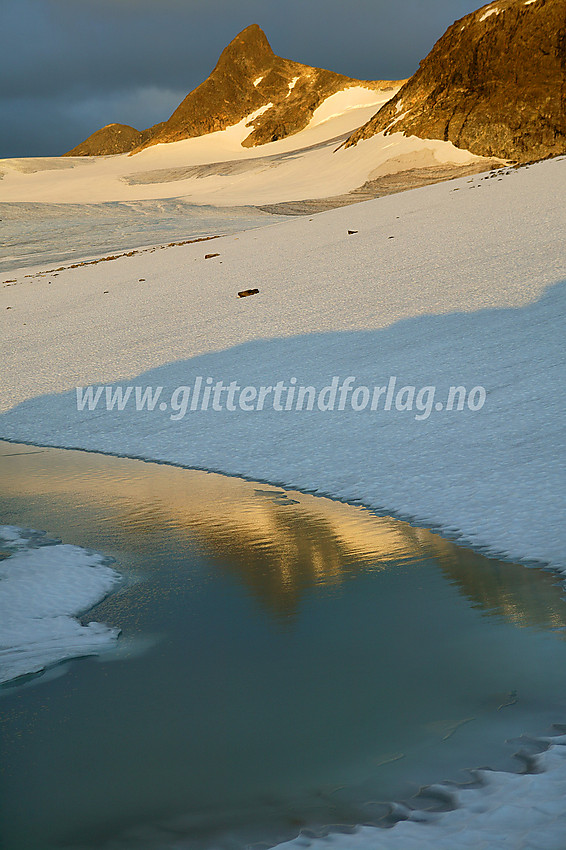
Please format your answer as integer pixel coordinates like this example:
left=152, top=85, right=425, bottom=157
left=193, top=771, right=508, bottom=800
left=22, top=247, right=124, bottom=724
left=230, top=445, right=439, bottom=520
left=1, top=441, right=565, bottom=631
left=186, top=489, right=430, bottom=617
left=428, top=534, right=566, bottom=634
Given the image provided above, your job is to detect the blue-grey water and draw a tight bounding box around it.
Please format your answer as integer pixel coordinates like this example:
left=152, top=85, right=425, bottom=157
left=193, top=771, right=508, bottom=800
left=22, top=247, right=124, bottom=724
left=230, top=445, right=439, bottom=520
left=0, top=201, right=285, bottom=273
left=1, top=441, right=566, bottom=850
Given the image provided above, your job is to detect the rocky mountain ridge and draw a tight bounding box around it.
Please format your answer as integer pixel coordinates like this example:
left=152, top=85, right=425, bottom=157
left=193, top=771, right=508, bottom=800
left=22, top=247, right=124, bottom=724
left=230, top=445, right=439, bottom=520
left=345, top=0, right=566, bottom=163
left=65, top=25, right=398, bottom=157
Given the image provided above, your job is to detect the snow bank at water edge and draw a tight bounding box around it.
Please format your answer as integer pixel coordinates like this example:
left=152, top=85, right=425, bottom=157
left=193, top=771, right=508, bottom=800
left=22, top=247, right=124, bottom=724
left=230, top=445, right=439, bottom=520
left=275, top=737, right=566, bottom=850
left=0, top=526, right=122, bottom=684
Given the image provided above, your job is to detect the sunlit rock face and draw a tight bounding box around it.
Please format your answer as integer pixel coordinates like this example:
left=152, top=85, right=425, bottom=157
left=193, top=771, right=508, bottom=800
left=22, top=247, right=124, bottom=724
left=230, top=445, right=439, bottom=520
left=62, top=122, right=158, bottom=157
left=65, top=25, right=399, bottom=157
left=347, top=0, right=566, bottom=163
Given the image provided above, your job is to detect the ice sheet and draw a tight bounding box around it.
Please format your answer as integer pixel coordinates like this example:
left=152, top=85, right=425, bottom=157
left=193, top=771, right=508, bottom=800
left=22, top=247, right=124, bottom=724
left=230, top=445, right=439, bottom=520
left=0, top=526, right=122, bottom=684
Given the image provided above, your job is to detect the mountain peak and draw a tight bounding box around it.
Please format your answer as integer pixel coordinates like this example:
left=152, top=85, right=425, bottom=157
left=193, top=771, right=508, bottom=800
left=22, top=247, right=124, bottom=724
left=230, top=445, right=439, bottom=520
left=213, top=23, right=274, bottom=76
left=226, top=24, right=273, bottom=54
left=64, top=25, right=395, bottom=156
left=346, top=0, right=566, bottom=162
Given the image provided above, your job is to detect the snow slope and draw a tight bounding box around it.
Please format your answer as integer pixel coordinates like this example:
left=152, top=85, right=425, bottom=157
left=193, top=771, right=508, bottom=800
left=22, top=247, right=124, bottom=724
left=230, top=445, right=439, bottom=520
left=0, top=526, right=121, bottom=684
left=1, top=158, right=564, bottom=569
left=0, top=86, right=490, bottom=205
left=1, top=154, right=565, bottom=847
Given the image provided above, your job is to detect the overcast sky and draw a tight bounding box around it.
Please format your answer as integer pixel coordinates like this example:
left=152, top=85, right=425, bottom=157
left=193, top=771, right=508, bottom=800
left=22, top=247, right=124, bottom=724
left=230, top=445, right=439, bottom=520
left=1, top=0, right=486, bottom=159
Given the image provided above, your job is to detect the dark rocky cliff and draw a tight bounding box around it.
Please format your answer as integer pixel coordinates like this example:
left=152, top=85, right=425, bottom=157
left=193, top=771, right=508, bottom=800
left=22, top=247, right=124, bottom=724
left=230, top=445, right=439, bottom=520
left=346, top=0, right=566, bottom=163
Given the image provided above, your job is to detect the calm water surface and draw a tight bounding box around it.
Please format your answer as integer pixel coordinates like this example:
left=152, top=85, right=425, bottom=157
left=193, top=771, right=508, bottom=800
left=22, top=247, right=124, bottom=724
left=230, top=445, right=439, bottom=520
left=1, top=441, right=566, bottom=850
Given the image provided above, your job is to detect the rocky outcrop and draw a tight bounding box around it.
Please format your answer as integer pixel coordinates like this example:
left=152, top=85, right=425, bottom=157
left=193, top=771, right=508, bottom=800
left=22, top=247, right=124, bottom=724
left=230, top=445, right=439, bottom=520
left=65, top=123, right=162, bottom=157
left=346, top=0, right=566, bottom=163
left=65, top=25, right=399, bottom=157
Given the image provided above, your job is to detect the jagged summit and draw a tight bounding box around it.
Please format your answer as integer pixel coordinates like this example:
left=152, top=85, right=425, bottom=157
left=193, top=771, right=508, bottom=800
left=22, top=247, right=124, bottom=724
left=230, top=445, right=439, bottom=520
left=216, top=23, right=275, bottom=67
left=65, top=25, right=397, bottom=156
left=346, top=0, right=566, bottom=163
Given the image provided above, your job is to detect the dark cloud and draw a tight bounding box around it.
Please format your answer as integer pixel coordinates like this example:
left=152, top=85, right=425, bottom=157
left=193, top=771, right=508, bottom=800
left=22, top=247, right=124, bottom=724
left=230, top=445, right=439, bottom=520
left=0, top=0, right=486, bottom=158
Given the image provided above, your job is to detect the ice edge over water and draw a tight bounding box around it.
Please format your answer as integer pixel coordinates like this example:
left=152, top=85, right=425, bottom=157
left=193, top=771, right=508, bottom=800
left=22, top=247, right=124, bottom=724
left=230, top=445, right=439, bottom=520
left=275, top=738, right=566, bottom=850
left=0, top=525, right=122, bottom=684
